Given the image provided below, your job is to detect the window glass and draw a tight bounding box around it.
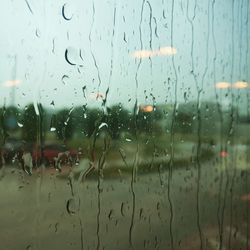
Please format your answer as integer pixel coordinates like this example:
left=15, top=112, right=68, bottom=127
left=0, top=0, right=249, bottom=249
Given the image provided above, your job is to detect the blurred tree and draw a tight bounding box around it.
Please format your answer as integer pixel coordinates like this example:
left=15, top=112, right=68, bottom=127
left=137, top=111, right=153, bottom=134
left=106, top=105, right=130, bottom=139
left=0, top=107, right=8, bottom=144
left=82, top=108, right=102, bottom=138
left=71, top=106, right=85, bottom=134
left=22, top=104, right=38, bottom=143
left=175, top=111, right=193, bottom=134
left=134, top=106, right=163, bottom=135
left=55, top=109, right=74, bottom=141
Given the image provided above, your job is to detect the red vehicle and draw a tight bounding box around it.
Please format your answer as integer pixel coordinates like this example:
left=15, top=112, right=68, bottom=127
left=32, top=144, right=79, bottom=167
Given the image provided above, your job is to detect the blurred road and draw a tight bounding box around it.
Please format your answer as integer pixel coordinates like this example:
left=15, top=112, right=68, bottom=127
left=0, top=145, right=249, bottom=250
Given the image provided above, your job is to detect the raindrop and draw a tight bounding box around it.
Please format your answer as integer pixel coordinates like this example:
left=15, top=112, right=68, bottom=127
left=35, top=29, right=41, bottom=38
left=123, top=33, right=127, bottom=43
left=26, top=245, right=32, bottom=250
left=139, top=208, right=143, bottom=219
left=62, top=75, right=69, bottom=85
left=79, top=49, right=84, bottom=61
left=108, top=209, right=114, bottom=220
left=62, top=3, right=73, bottom=21
left=50, top=127, right=56, bottom=132
left=24, top=0, right=33, bottom=15
left=98, top=122, right=108, bottom=130
left=156, top=202, right=160, bottom=210
left=50, top=101, right=55, bottom=108
left=65, top=49, right=76, bottom=66
left=55, top=223, right=59, bottom=233
left=82, top=86, right=87, bottom=99
left=66, top=198, right=77, bottom=215
left=52, top=38, right=55, bottom=54
left=17, top=122, right=23, bottom=128
left=65, top=48, right=83, bottom=66
left=121, top=202, right=125, bottom=216
left=125, top=138, right=132, bottom=142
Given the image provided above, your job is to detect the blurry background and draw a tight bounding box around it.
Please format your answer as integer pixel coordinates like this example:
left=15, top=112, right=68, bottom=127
left=0, top=0, right=249, bottom=250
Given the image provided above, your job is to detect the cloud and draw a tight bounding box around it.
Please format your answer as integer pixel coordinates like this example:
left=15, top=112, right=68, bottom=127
left=132, top=46, right=177, bottom=59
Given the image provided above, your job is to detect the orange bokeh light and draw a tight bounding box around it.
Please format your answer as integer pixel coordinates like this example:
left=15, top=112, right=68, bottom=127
left=215, top=82, right=231, bottom=89
left=233, top=81, right=248, bottom=89
left=3, top=79, right=21, bottom=87
left=157, top=46, right=177, bottom=56
left=140, top=105, right=153, bottom=112
left=132, top=46, right=177, bottom=59
left=241, top=193, right=250, bottom=202
left=220, top=151, right=228, bottom=158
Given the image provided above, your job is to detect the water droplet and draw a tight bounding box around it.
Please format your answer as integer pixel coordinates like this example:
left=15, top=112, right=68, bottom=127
left=35, top=29, right=41, bottom=37
left=65, top=49, right=76, bottom=66
left=62, top=75, right=69, bottom=85
left=125, top=138, right=132, bottom=142
left=108, top=209, right=114, bottom=220
left=82, top=86, right=86, bottom=99
left=139, top=208, right=143, bottom=219
left=55, top=223, right=59, bottom=233
left=62, top=3, right=73, bottom=21
left=65, top=47, right=83, bottom=66
left=66, top=198, right=77, bottom=215
left=98, top=122, right=108, bottom=130
left=50, top=127, right=56, bottom=132
left=17, top=122, right=23, bottom=127
left=121, top=202, right=125, bottom=216
left=50, top=101, right=55, bottom=107
left=26, top=245, right=32, bottom=250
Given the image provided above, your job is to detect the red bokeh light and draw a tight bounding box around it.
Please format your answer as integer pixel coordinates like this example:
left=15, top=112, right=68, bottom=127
left=220, top=151, right=228, bottom=158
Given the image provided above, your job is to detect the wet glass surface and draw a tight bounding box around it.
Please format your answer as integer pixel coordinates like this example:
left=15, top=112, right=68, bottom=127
left=0, top=0, right=249, bottom=249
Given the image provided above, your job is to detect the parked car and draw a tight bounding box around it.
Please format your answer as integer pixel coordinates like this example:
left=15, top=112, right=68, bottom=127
left=32, top=144, right=79, bottom=167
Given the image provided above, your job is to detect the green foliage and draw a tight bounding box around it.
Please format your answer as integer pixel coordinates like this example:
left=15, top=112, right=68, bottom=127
left=0, top=107, right=7, bottom=144
left=174, top=111, right=193, bottom=134
left=133, top=107, right=163, bottom=135
left=55, top=109, right=73, bottom=141
left=106, top=105, right=130, bottom=139
left=82, top=108, right=102, bottom=138
left=22, top=104, right=38, bottom=143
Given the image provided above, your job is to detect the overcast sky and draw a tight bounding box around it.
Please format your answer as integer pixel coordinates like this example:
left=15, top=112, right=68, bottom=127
left=0, top=0, right=249, bottom=110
